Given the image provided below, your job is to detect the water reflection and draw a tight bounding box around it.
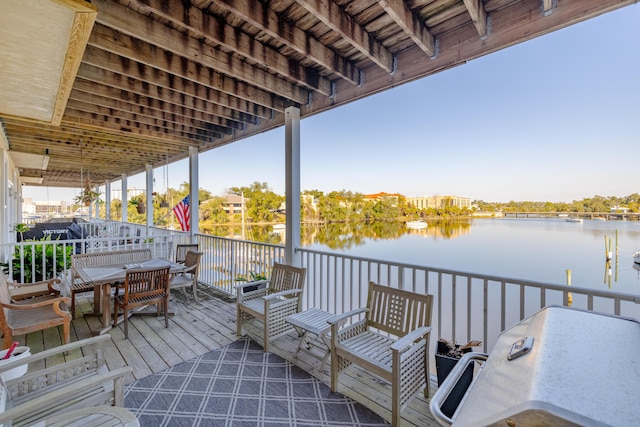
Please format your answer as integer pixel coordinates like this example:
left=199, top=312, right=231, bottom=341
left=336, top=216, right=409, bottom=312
left=203, top=220, right=473, bottom=250
left=203, top=218, right=640, bottom=293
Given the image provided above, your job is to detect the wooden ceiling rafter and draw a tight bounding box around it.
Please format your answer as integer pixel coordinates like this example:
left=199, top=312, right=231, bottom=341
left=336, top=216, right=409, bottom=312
left=81, top=46, right=287, bottom=113
left=76, top=64, right=268, bottom=122
left=67, top=90, right=239, bottom=134
left=208, top=0, right=362, bottom=86
left=63, top=102, right=227, bottom=141
left=379, top=0, right=437, bottom=57
left=94, top=0, right=332, bottom=96
left=69, top=84, right=247, bottom=131
left=86, top=26, right=311, bottom=107
left=294, top=0, right=395, bottom=73
left=462, top=0, right=489, bottom=38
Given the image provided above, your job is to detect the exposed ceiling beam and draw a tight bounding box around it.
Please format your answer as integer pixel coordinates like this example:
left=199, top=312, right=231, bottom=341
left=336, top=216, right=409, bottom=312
left=94, top=0, right=332, bottom=96
left=378, top=0, right=437, bottom=57
left=69, top=84, right=246, bottom=131
left=542, top=0, right=557, bottom=16
left=295, top=0, right=394, bottom=73
left=77, top=64, right=266, bottom=123
left=81, top=46, right=288, bottom=113
left=61, top=114, right=216, bottom=142
left=462, top=0, right=489, bottom=38
left=88, top=24, right=311, bottom=106
left=208, top=0, right=362, bottom=85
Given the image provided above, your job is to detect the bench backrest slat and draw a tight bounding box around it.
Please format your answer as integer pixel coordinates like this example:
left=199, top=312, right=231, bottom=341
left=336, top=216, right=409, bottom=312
left=366, top=282, right=433, bottom=338
left=72, top=249, right=152, bottom=269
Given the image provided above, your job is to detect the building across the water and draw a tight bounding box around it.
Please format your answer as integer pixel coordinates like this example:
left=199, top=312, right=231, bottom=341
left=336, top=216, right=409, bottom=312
left=406, top=195, right=471, bottom=210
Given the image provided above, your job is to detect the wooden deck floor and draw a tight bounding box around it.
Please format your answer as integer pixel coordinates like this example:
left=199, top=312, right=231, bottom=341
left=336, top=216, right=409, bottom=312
left=17, top=284, right=439, bottom=426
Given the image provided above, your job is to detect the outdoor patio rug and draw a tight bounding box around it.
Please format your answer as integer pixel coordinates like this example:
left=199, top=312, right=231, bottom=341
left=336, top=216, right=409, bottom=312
left=124, top=338, right=390, bottom=426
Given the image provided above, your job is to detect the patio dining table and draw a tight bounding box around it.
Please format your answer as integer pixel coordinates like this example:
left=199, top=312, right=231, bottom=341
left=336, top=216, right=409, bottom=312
left=74, top=258, right=186, bottom=335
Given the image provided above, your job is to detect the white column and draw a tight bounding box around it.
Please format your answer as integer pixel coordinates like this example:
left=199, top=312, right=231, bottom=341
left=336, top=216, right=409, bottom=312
left=121, top=174, right=128, bottom=224
left=189, top=146, right=199, bottom=238
left=105, top=181, right=111, bottom=220
left=0, top=148, right=7, bottom=246
left=284, top=106, right=301, bottom=266
left=146, top=164, right=154, bottom=235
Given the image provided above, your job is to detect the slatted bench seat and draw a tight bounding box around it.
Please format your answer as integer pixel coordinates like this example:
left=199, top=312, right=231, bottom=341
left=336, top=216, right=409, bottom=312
left=70, top=249, right=152, bottom=318
left=0, top=335, right=132, bottom=427
left=329, top=282, right=433, bottom=426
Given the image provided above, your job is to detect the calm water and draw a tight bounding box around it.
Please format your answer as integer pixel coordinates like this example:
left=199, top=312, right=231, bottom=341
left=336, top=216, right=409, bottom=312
left=306, top=218, right=640, bottom=295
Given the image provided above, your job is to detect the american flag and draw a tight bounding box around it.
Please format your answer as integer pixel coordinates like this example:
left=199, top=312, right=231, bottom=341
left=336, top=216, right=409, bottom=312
left=173, top=195, right=190, bottom=231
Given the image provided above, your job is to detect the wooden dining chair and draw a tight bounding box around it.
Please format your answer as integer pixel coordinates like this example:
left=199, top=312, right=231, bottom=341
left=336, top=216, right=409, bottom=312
left=113, top=266, right=170, bottom=339
left=170, top=251, right=203, bottom=302
left=175, top=244, right=199, bottom=264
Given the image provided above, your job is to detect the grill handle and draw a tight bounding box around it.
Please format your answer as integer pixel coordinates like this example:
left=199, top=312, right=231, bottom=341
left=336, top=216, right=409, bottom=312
left=430, top=352, right=488, bottom=426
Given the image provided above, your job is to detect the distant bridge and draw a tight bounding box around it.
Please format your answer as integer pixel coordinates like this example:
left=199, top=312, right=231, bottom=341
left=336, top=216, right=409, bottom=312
left=499, top=212, right=640, bottom=221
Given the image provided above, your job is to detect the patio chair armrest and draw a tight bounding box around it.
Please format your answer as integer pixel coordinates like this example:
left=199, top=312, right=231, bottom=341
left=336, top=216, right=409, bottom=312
left=391, top=326, right=432, bottom=353
left=180, top=264, right=197, bottom=274
left=8, top=278, right=61, bottom=289
left=327, top=307, right=369, bottom=325
left=2, top=296, right=71, bottom=310
left=263, top=288, right=302, bottom=300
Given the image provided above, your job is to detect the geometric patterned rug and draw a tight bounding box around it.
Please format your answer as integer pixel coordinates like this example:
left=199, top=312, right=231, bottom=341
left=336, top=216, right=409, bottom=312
left=124, top=338, right=390, bottom=426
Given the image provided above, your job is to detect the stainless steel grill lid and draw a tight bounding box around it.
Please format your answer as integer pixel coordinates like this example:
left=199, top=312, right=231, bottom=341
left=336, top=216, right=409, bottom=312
left=448, top=306, right=640, bottom=427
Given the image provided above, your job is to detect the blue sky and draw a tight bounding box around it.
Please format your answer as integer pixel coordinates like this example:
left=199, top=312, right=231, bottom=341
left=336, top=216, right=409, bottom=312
left=25, top=6, right=639, bottom=204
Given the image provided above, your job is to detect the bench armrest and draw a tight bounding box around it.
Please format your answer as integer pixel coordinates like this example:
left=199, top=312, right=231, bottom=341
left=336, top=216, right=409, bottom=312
left=0, top=335, right=110, bottom=374
left=327, top=307, right=369, bottom=325
left=0, top=367, right=131, bottom=424
left=263, top=288, right=302, bottom=300
left=390, top=326, right=432, bottom=353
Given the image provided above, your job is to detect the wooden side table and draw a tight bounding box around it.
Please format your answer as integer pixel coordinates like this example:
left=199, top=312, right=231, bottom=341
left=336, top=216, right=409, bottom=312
left=286, top=308, right=333, bottom=371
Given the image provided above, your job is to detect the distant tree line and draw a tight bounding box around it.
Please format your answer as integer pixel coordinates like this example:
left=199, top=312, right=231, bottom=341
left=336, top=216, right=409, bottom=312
left=98, top=182, right=640, bottom=228
left=474, top=194, right=640, bottom=213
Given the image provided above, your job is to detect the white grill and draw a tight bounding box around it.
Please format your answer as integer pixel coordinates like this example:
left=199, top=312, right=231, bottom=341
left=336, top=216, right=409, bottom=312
left=430, top=306, right=640, bottom=426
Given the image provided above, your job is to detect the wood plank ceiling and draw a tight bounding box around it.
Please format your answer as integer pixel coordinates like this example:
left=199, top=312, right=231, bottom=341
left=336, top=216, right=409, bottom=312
left=1, top=0, right=633, bottom=188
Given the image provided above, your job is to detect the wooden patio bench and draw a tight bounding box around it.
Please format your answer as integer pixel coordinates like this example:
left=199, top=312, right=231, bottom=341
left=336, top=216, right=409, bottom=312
left=329, top=282, right=433, bottom=426
left=0, top=334, right=132, bottom=427
left=70, top=248, right=152, bottom=317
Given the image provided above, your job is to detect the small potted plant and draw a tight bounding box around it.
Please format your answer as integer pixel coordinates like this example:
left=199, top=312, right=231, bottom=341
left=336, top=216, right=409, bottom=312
left=435, top=338, right=482, bottom=418
left=74, top=178, right=101, bottom=206
left=235, top=271, right=268, bottom=293
left=129, top=196, right=145, bottom=214
left=436, top=338, right=482, bottom=384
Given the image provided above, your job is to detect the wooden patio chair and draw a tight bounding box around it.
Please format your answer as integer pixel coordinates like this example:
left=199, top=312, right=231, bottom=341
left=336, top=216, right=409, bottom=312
left=329, top=282, right=433, bottom=426
left=235, top=262, right=306, bottom=352
left=5, top=277, right=61, bottom=301
left=170, top=250, right=203, bottom=302
left=0, top=273, right=72, bottom=348
left=175, top=244, right=199, bottom=264
left=113, top=266, right=170, bottom=339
